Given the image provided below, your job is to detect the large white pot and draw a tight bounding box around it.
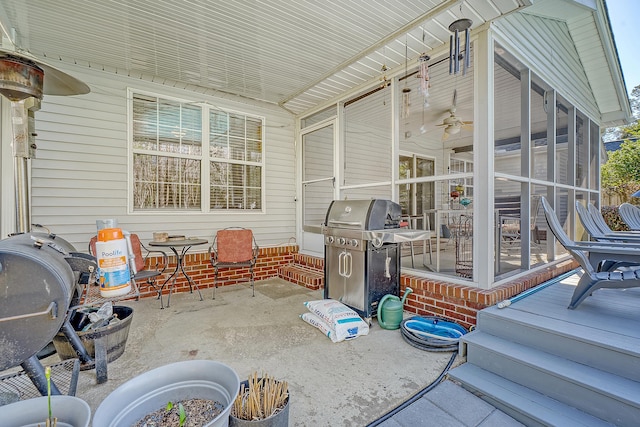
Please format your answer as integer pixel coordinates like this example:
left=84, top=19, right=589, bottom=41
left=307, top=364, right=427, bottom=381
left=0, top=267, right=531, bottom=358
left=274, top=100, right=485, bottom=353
left=94, top=360, right=240, bottom=427
left=0, top=395, right=91, bottom=427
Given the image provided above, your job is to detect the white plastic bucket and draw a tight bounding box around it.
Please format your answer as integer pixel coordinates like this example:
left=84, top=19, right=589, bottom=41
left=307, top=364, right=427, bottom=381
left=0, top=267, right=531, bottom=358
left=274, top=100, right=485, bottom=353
left=96, top=218, right=118, bottom=230
left=96, top=227, right=131, bottom=298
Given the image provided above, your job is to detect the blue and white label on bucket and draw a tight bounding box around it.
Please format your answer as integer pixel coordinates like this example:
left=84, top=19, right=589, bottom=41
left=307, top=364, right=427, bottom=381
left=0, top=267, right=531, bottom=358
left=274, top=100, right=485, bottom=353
left=100, top=267, right=131, bottom=290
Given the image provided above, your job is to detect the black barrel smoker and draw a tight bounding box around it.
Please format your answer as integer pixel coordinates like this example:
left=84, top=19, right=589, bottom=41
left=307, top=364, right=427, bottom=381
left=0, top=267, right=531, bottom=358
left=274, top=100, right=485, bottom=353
left=0, top=233, right=96, bottom=395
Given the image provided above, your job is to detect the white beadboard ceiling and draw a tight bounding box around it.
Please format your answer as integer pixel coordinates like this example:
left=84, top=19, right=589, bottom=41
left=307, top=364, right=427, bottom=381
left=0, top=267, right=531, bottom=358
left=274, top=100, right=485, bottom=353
left=0, top=0, right=531, bottom=115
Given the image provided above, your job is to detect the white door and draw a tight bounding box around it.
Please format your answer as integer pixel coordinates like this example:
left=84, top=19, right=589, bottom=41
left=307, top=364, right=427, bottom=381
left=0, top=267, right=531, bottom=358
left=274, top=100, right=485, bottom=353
left=300, top=122, right=335, bottom=256
left=399, top=154, right=435, bottom=226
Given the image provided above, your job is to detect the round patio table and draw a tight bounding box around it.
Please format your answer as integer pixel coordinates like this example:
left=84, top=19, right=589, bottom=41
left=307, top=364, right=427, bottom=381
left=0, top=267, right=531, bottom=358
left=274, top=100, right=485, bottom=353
left=149, top=238, right=207, bottom=308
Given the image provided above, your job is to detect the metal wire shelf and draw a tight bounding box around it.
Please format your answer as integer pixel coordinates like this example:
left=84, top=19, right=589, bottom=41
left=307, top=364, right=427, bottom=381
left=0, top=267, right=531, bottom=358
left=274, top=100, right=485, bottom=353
left=0, top=358, right=80, bottom=403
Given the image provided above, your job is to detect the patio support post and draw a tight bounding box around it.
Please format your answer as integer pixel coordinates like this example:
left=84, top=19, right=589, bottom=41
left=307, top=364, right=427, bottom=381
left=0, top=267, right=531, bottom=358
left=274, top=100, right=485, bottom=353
left=0, top=97, right=16, bottom=237
left=472, top=29, right=494, bottom=288
left=520, top=69, right=531, bottom=269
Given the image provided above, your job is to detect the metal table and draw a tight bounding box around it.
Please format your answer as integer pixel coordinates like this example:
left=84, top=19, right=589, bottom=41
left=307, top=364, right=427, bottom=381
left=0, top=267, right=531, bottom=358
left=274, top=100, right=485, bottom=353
left=424, top=209, right=472, bottom=273
left=148, top=238, right=207, bottom=308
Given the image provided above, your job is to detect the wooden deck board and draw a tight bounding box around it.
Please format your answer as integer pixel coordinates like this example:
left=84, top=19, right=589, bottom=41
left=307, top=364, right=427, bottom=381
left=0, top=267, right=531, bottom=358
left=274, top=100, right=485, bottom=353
left=487, top=273, right=640, bottom=341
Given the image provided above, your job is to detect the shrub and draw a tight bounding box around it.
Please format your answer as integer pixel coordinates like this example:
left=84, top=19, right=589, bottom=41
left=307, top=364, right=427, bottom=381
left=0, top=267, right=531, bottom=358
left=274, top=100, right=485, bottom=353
left=601, top=205, right=630, bottom=231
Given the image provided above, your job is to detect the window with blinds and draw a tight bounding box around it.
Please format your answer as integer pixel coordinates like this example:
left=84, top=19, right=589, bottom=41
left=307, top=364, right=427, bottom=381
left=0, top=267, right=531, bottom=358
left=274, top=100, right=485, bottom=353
left=131, top=92, right=264, bottom=211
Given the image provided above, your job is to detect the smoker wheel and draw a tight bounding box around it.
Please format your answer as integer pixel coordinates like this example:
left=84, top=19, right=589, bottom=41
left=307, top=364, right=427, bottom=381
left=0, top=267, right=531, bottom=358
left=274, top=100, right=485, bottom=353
left=0, top=359, right=80, bottom=402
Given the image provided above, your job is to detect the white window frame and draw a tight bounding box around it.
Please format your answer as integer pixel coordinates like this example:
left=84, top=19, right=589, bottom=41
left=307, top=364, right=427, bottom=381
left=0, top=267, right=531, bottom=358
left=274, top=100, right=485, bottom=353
left=449, top=156, right=474, bottom=199
left=127, top=88, right=266, bottom=213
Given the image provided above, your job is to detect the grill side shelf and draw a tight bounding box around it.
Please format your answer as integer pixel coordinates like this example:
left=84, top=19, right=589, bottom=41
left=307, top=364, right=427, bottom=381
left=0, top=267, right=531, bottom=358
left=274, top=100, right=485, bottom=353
left=363, top=229, right=432, bottom=247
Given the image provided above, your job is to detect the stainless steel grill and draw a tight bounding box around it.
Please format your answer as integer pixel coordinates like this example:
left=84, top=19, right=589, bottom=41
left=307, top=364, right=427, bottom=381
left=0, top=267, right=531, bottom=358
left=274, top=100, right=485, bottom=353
left=322, top=199, right=429, bottom=321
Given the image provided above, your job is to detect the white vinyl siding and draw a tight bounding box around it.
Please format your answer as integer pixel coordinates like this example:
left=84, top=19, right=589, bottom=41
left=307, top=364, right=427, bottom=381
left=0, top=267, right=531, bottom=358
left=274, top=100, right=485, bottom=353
left=26, top=63, right=295, bottom=251
left=494, top=12, right=600, bottom=122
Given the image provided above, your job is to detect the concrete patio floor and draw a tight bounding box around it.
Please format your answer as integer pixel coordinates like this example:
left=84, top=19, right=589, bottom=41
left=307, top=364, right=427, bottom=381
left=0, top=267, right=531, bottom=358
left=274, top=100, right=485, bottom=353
left=42, top=278, right=521, bottom=426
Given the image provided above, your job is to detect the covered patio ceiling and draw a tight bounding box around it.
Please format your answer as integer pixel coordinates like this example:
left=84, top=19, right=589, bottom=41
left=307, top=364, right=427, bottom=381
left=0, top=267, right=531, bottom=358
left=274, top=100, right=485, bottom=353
left=0, top=0, right=531, bottom=116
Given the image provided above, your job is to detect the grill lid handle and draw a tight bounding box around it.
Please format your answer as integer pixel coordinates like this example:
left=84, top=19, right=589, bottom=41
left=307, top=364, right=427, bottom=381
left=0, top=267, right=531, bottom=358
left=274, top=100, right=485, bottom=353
left=0, top=301, right=58, bottom=322
left=328, top=220, right=362, bottom=227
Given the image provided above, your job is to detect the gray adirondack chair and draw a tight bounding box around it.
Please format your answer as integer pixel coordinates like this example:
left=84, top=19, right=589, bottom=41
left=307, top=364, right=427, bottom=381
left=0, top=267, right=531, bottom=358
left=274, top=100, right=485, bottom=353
left=542, top=197, right=640, bottom=309
left=619, top=203, right=640, bottom=231
left=576, top=202, right=640, bottom=243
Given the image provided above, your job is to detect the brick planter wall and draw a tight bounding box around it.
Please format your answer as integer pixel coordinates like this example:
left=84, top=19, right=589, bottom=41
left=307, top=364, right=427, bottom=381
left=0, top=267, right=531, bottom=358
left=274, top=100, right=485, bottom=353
left=136, top=245, right=577, bottom=330
left=137, top=244, right=298, bottom=300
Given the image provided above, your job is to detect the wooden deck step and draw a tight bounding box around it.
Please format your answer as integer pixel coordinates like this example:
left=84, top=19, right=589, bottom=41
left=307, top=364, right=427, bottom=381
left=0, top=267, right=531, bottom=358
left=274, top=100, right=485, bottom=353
left=476, top=299, right=640, bottom=381
left=460, top=331, right=640, bottom=426
left=448, top=363, right=615, bottom=427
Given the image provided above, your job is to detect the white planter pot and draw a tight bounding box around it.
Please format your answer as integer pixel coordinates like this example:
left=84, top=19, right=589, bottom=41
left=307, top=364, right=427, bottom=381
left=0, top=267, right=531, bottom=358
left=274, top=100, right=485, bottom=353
left=93, top=360, right=240, bottom=427
left=0, top=395, right=91, bottom=427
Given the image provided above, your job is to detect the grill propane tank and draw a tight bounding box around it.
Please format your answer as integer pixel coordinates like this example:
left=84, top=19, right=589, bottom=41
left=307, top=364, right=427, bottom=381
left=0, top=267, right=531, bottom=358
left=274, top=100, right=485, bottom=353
left=377, top=287, right=412, bottom=330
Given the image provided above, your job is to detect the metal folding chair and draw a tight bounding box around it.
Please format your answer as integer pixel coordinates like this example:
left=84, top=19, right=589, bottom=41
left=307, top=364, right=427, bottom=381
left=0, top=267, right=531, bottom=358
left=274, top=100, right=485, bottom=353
left=209, top=227, right=259, bottom=299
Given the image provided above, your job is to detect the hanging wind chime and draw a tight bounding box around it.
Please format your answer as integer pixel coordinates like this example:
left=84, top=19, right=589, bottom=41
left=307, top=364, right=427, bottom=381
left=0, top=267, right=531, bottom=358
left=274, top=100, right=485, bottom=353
left=417, top=28, right=431, bottom=133
left=417, top=53, right=430, bottom=104
left=401, top=39, right=411, bottom=120
left=380, top=63, right=390, bottom=89
left=448, top=18, right=472, bottom=75
left=379, top=46, right=390, bottom=106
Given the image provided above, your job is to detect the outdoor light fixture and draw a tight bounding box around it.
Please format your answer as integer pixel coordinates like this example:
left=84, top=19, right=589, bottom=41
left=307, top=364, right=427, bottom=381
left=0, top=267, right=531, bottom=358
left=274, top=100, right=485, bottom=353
left=448, top=18, right=472, bottom=75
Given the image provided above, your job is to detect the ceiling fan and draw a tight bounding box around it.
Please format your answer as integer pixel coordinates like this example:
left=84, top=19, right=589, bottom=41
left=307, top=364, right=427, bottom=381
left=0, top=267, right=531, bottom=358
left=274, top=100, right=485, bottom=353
left=436, top=89, right=473, bottom=140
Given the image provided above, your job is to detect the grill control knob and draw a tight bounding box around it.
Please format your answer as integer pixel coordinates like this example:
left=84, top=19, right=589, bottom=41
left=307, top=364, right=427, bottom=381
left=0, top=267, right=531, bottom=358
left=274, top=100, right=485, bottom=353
left=338, top=237, right=346, bottom=245
left=350, top=239, right=359, bottom=247
left=326, top=236, right=334, bottom=244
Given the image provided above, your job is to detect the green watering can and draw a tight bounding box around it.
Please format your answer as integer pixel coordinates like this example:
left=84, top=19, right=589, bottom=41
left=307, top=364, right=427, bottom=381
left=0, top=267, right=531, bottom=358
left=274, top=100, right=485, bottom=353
left=377, top=287, right=413, bottom=330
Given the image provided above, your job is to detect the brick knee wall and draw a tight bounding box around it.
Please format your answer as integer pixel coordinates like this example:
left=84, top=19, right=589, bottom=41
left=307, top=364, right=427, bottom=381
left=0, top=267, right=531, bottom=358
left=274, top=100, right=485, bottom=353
left=137, top=245, right=298, bottom=299
left=138, top=246, right=577, bottom=330
left=400, top=259, right=577, bottom=330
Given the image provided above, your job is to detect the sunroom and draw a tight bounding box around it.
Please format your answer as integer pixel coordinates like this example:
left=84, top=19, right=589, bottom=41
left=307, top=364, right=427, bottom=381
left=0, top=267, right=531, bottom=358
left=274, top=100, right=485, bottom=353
left=293, top=0, right=631, bottom=297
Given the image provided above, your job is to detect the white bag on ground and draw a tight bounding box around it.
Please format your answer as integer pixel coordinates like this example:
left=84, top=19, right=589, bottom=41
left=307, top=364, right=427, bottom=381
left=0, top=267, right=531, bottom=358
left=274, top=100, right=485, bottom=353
left=303, top=299, right=369, bottom=342
left=300, top=312, right=341, bottom=343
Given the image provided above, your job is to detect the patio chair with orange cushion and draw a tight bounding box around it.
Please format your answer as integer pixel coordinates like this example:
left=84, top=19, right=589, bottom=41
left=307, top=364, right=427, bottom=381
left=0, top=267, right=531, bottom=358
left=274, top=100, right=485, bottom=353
left=209, top=227, right=259, bottom=299
left=541, top=197, right=640, bottom=309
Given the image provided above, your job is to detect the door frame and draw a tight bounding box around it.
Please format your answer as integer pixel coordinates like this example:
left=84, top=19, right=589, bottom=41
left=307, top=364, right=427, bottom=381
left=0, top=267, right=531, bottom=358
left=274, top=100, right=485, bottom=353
left=298, top=118, right=337, bottom=256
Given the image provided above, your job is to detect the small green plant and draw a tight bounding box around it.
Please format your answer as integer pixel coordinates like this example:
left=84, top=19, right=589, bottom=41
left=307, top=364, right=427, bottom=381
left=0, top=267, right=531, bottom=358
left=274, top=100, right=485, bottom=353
left=166, top=401, right=187, bottom=426
left=38, top=366, right=57, bottom=427
left=178, top=403, right=186, bottom=426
